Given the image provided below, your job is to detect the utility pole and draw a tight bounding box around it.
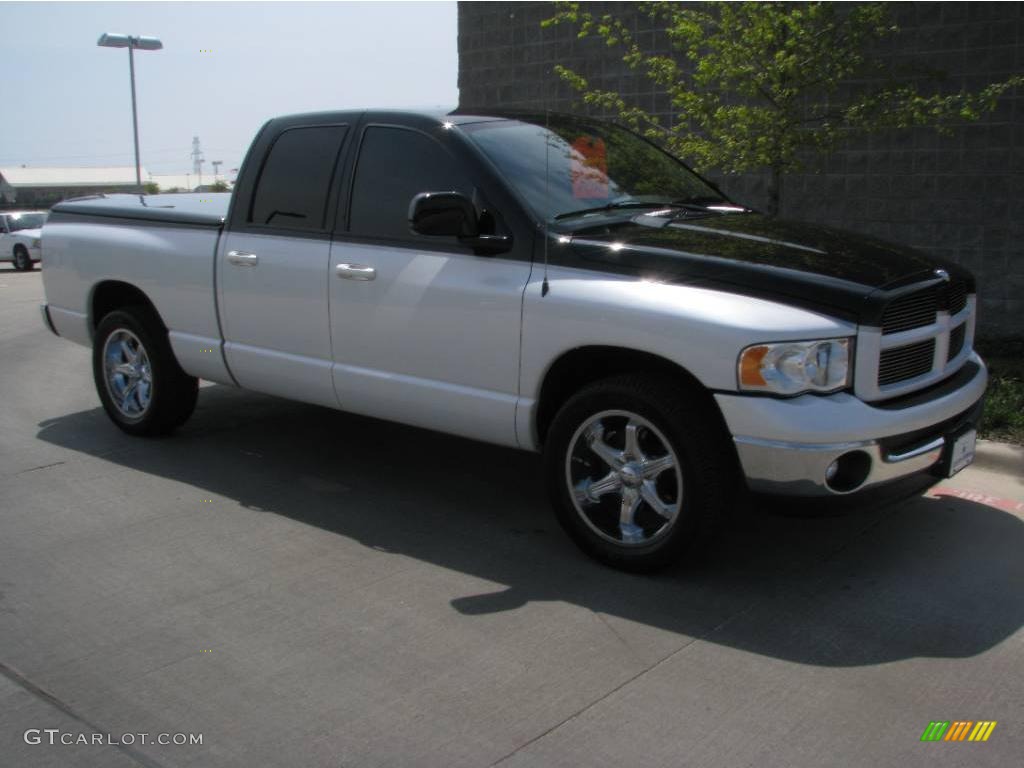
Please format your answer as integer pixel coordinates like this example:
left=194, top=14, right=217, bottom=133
left=212, top=160, right=222, bottom=182
left=191, top=136, right=204, bottom=188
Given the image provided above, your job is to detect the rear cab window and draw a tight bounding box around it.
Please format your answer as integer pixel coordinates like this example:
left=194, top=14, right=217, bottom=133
left=249, top=125, right=348, bottom=232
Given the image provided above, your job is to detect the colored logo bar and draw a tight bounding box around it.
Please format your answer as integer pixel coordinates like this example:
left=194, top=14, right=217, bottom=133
left=921, top=721, right=997, bottom=742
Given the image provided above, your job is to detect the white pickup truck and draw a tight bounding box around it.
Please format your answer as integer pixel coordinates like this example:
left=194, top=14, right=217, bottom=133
left=1, top=210, right=46, bottom=270
left=40, top=110, right=987, bottom=570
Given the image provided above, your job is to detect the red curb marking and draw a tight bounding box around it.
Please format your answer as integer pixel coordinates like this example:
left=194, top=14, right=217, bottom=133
left=929, top=488, right=1024, bottom=514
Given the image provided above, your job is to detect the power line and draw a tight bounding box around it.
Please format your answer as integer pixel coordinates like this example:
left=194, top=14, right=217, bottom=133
left=0, top=146, right=246, bottom=165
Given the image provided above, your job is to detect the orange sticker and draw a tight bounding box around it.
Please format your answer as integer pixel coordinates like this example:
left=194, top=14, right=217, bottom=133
left=571, top=135, right=609, bottom=199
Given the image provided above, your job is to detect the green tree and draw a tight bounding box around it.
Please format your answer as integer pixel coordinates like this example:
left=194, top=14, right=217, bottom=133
left=210, top=180, right=229, bottom=192
left=543, top=2, right=1023, bottom=214
left=143, top=182, right=160, bottom=195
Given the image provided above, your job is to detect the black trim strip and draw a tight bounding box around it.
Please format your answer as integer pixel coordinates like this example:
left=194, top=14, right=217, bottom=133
left=46, top=209, right=224, bottom=230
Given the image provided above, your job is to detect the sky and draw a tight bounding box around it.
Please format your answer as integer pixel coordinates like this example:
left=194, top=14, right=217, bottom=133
left=0, top=1, right=458, bottom=178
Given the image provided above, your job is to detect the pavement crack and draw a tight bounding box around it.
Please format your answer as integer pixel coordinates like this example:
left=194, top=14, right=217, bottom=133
left=487, top=634, right=702, bottom=767
left=0, top=660, right=170, bottom=768
left=592, top=610, right=645, bottom=666
left=15, top=461, right=65, bottom=475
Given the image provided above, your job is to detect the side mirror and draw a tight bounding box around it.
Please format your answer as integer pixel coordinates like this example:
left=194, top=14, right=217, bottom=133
left=409, top=191, right=513, bottom=255
left=409, top=191, right=479, bottom=238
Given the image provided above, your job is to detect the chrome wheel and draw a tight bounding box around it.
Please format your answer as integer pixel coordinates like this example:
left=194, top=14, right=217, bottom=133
left=565, top=409, right=684, bottom=547
left=102, top=329, right=153, bottom=419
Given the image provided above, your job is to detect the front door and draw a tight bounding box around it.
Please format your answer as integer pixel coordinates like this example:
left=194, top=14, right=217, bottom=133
left=328, top=125, right=532, bottom=447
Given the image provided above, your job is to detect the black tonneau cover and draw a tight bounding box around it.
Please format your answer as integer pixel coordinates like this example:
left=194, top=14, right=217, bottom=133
left=50, top=193, right=230, bottom=228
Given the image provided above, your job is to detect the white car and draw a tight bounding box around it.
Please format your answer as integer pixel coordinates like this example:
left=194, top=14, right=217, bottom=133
left=1, top=210, right=47, bottom=270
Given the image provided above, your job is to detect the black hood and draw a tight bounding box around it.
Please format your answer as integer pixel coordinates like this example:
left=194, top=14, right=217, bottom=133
left=552, top=212, right=974, bottom=323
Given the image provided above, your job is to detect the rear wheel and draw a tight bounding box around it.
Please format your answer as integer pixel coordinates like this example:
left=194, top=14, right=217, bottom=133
left=92, top=306, right=198, bottom=436
left=544, top=374, right=733, bottom=572
left=13, top=246, right=32, bottom=271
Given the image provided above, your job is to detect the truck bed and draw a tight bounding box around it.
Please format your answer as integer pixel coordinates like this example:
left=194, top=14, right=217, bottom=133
left=41, top=192, right=235, bottom=385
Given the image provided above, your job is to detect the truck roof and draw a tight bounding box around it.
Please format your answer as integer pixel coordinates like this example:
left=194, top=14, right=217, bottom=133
left=260, top=109, right=510, bottom=131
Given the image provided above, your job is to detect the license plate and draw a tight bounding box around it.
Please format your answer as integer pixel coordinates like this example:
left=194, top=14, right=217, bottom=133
left=947, top=428, right=977, bottom=477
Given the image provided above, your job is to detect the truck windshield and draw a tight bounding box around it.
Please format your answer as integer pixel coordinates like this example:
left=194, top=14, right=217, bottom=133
left=461, top=116, right=725, bottom=223
left=7, top=213, right=47, bottom=231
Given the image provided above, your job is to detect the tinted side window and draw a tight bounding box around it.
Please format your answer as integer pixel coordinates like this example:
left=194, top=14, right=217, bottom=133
left=249, top=125, right=347, bottom=231
left=349, top=126, right=471, bottom=241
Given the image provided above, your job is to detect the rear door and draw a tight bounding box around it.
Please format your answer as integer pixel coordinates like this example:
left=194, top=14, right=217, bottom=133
left=328, top=123, right=533, bottom=447
left=218, top=122, right=349, bottom=408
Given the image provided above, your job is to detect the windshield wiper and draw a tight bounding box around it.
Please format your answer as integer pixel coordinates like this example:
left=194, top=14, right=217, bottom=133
left=552, top=195, right=742, bottom=222
left=554, top=199, right=731, bottom=221
left=553, top=201, right=673, bottom=221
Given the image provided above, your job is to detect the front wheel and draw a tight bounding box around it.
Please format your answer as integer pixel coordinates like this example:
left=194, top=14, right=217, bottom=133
left=544, top=374, right=734, bottom=572
left=13, top=246, right=33, bottom=271
left=92, top=306, right=198, bottom=436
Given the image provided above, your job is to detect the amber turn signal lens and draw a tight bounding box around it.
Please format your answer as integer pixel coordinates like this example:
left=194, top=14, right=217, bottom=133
left=739, top=345, right=769, bottom=386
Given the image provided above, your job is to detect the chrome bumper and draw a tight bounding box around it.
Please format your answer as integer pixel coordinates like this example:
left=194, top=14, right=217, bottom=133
left=732, top=434, right=948, bottom=496
left=716, top=354, right=987, bottom=496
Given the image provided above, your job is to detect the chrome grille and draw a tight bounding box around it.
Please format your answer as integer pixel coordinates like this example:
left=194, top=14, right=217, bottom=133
left=946, top=281, right=968, bottom=315
left=855, top=287, right=977, bottom=403
left=881, top=285, right=938, bottom=334
left=880, top=279, right=969, bottom=335
left=878, top=339, right=935, bottom=386
left=947, top=323, right=966, bottom=361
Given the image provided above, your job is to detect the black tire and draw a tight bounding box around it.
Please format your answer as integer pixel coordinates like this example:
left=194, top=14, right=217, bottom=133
left=544, top=374, right=734, bottom=572
left=13, top=246, right=33, bottom=271
left=92, top=306, right=198, bottom=436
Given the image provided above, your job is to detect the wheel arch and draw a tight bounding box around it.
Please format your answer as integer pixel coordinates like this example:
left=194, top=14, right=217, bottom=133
left=89, top=281, right=166, bottom=340
left=534, top=345, right=730, bottom=448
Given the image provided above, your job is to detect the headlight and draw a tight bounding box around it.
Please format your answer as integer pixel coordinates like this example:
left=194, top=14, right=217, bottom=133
left=31, top=238, right=41, bottom=249
left=738, top=338, right=852, bottom=395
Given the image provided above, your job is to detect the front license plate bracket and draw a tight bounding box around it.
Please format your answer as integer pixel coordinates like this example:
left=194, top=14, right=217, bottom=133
left=939, top=427, right=977, bottom=478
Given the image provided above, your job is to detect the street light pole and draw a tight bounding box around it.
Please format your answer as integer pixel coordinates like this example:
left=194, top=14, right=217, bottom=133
left=97, top=33, right=163, bottom=194
left=127, top=41, right=141, bottom=191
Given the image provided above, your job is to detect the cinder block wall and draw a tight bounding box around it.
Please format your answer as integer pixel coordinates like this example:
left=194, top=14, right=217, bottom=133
left=458, top=2, right=1023, bottom=337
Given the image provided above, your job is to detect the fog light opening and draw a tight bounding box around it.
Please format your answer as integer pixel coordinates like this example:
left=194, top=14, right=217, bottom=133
left=825, top=451, right=872, bottom=493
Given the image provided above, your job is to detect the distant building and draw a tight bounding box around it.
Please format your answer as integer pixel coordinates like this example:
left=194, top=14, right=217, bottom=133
left=146, top=174, right=234, bottom=193
left=0, top=166, right=142, bottom=207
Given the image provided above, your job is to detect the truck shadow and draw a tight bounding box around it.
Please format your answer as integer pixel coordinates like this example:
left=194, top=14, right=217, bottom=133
left=37, top=384, right=1024, bottom=668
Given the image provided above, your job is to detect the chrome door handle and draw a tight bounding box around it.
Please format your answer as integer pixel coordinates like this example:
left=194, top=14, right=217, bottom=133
left=336, top=263, right=376, bottom=281
left=227, top=250, right=259, bottom=266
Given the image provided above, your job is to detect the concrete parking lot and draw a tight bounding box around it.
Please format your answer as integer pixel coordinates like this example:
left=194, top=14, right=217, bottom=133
left=2, top=266, right=1022, bottom=767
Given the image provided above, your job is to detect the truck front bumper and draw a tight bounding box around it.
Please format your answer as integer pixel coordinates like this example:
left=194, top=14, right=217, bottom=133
left=715, top=353, right=988, bottom=496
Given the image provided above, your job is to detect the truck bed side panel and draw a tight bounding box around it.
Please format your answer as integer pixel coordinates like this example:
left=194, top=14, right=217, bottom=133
left=41, top=215, right=235, bottom=384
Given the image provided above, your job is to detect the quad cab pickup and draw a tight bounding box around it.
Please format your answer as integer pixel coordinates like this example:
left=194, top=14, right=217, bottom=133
left=40, top=110, right=987, bottom=570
